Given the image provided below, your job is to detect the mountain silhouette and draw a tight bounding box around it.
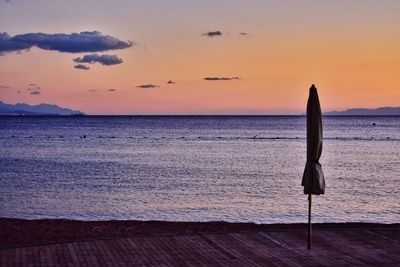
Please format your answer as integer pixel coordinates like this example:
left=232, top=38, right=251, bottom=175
left=324, top=107, right=400, bottom=116
left=0, top=101, right=84, bottom=115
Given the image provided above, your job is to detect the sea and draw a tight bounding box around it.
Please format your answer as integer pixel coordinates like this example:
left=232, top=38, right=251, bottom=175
left=0, top=116, right=399, bottom=224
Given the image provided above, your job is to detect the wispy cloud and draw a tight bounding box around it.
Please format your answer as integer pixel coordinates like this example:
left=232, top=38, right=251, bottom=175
left=107, top=88, right=116, bottom=92
left=26, top=84, right=41, bottom=95
left=74, top=64, right=90, bottom=70
left=0, top=85, right=10, bottom=89
left=88, top=89, right=97, bottom=93
left=136, top=84, right=160, bottom=89
left=204, top=77, right=241, bottom=81
left=202, top=31, right=222, bottom=37
left=73, top=54, right=123, bottom=66
left=0, top=31, right=132, bottom=55
left=167, top=80, right=175, bottom=84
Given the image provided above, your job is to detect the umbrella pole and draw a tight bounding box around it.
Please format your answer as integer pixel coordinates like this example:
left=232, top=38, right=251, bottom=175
left=308, top=193, right=312, bottom=249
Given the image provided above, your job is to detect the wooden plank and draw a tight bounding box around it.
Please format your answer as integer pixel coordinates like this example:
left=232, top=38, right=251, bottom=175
left=90, top=238, right=111, bottom=265
left=125, top=237, right=153, bottom=265
left=116, top=238, right=140, bottom=265
left=98, top=240, right=120, bottom=266
left=67, top=243, right=80, bottom=266
left=183, top=234, right=226, bottom=266
left=152, top=235, right=186, bottom=266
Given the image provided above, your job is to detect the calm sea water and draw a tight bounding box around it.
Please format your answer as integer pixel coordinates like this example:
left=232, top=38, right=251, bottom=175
left=0, top=116, right=399, bottom=224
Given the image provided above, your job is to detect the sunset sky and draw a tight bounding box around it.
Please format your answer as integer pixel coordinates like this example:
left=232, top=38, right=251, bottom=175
left=0, top=0, right=399, bottom=114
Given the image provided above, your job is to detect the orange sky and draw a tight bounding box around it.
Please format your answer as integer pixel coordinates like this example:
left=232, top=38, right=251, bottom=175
left=0, top=0, right=399, bottom=114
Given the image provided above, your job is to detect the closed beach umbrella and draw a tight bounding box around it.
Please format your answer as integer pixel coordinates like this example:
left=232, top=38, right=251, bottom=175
left=302, top=84, right=325, bottom=249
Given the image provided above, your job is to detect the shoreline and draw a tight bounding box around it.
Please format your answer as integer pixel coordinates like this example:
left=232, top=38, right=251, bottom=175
left=1, top=218, right=398, bottom=248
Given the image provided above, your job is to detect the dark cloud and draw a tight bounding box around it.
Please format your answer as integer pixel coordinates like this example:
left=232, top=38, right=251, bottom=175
left=30, top=90, right=40, bottom=95
left=88, top=89, right=97, bottom=93
left=239, top=32, right=248, bottom=36
left=0, top=31, right=132, bottom=54
left=0, top=33, right=31, bottom=54
left=74, top=64, right=90, bottom=70
left=204, top=77, right=241, bottom=81
left=107, top=89, right=116, bottom=92
left=29, top=83, right=37, bottom=86
left=17, top=90, right=21, bottom=94
left=73, top=54, right=123, bottom=66
left=27, top=86, right=40, bottom=91
left=136, top=84, right=160, bottom=89
left=202, top=31, right=222, bottom=37
left=167, top=80, right=175, bottom=84
left=0, top=85, right=10, bottom=89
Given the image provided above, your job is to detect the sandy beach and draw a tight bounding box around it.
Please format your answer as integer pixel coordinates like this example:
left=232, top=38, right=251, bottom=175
left=0, top=218, right=397, bottom=247
left=1, top=218, right=399, bottom=266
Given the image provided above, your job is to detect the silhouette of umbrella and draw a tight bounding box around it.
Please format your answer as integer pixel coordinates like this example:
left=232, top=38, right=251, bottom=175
left=302, top=84, right=325, bottom=249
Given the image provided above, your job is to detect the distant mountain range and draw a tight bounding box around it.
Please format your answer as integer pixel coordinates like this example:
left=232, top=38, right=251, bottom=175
left=0, top=101, right=84, bottom=115
left=324, top=107, right=400, bottom=116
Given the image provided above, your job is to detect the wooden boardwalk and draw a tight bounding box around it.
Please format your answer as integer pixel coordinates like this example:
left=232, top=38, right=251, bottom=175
left=1, top=226, right=399, bottom=266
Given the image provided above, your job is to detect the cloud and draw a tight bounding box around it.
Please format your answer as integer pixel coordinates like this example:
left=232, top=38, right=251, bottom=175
left=73, top=54, right=123, bottom=66
left=202, top=31, right=222, bottom=37
left=0, top=31, right=132, bottom=54
left=0, top=85, right=10, bottom=89
left=26, top=84, right=41, bottom=95
left=88, top=89, right=97, bottom=92
left=27, top=86, right=40, bottom=91
left=204, top=77, right=241, bottom=81
left=107, top=89, right=116, bottom=92
left=17, top=90, right=21, bottom=94
left=0, top=33, right=31, bottom=54
left=74, top=64, right=90, bottom=70
left=136, top=84, right=160, bottom=89
left=239, top=32, right=248, bottom=36
left=167, top=80, right=175, bottom=84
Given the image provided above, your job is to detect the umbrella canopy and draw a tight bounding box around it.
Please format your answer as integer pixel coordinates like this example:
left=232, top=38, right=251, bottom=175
left=302, top=84, right=325, bottom=195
